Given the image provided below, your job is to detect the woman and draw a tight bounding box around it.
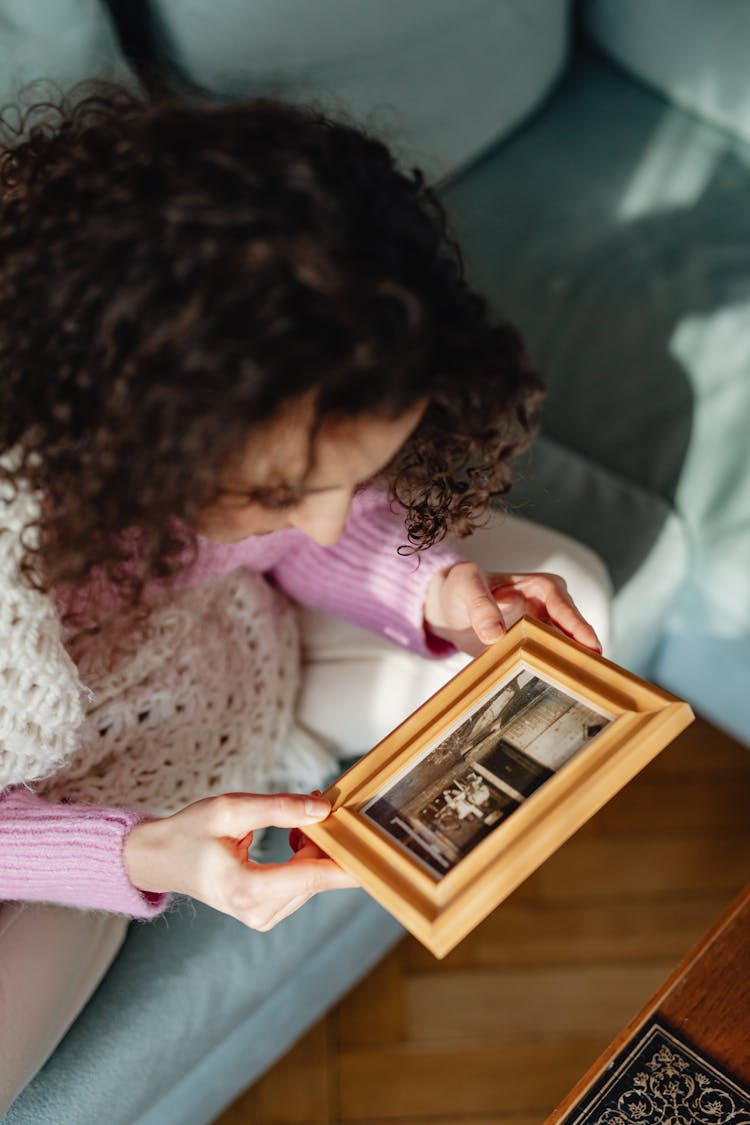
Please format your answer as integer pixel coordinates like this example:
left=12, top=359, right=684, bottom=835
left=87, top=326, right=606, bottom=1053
left=0, top=84, right=608, bottom=1108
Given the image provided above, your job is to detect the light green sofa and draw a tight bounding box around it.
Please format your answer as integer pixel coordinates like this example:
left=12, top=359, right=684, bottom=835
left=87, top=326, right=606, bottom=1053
left=2, top=2, right=748, bottom=1121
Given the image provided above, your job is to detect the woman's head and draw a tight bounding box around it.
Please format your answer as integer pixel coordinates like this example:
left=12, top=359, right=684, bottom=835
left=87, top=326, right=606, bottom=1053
left=198, top=393, right=427, bottom=546
left=0, top=82, right=542, bottom=600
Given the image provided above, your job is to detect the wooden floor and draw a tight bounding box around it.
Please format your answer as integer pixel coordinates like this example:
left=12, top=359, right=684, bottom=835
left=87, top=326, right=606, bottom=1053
left=215, top=716, right=750, bottom=1125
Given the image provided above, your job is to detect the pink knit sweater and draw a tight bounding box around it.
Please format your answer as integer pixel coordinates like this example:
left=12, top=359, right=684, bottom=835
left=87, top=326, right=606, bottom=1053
left=0, top=491, right=461, bottom=919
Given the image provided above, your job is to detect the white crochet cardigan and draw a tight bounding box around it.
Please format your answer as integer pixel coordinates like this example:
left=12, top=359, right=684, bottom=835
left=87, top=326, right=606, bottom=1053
left=0, top=470, right=338, bottom=817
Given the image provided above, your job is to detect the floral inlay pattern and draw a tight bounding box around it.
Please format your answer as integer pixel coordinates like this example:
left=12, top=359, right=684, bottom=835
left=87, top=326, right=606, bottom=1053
left=565, top=1021, right=750, bottom=1125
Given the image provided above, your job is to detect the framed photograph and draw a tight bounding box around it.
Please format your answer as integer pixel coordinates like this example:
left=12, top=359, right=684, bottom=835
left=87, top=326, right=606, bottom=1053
left=303, top=616, right=694, bottom=959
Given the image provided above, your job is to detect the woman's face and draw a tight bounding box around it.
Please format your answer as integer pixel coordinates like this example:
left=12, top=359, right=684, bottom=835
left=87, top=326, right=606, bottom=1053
left=194, top=397, right=426, bottom=546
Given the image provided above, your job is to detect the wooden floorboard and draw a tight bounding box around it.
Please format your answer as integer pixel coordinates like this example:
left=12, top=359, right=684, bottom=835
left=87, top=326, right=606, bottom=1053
left=214, top=716, right=750, bottom=1124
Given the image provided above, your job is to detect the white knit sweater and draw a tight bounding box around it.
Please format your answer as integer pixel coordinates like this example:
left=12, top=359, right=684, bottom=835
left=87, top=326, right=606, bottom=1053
left=0, top=469, right=338, bottom=815
left=0, top=467, right=87, bottom=788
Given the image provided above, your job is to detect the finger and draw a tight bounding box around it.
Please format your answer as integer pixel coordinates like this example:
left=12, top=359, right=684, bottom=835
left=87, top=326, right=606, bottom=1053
left=455, top=564, right=507, bottom=646
left=488, top=587, right=528, bottom=631
left=288, top=827, right=314, bottom=854
left=494, top=573, right=602, bottom=652
left=250, top=855, right=359, bottom=897
left=292, top=839, right=353, bottom=868
left=289, top=850, right=360, bottom=890
left=250, top=892, right=313, bottom=932
left=210, top=791, right=331, bottom=838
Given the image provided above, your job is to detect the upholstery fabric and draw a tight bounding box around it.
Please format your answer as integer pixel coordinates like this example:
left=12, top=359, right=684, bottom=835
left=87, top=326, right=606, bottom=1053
left=507, top=436, right=689, bottom=674
left=4, top=821, right=404, bottom=1125
left=584, top=0, right=750, bottom=146
left=443, top=54, right=750, bottom=738
left=146, top=0, right=571, bottom=179
left=0, top=0, right=130, bottom=109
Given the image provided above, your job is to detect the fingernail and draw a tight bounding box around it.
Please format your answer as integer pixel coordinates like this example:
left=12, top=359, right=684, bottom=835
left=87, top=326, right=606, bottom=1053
left=288, top=828, right=302, bottom=851
left=305, top=797, right=330, bottom=818
left=481, top=619, right=505, bottom=640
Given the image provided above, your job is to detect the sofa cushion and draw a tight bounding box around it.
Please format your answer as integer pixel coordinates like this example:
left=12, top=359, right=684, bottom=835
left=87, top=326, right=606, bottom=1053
left=509, top=436, right=689, bottom=674
left=654, top=614, right=750, bottom=745
left=5, top=817, right=404, bottom=1125
left=146, top=0, right=571, bottom=179
left=583, top=0, right=750, bottom=147
left=442, top=52, right=750, bottom=737
left=0, top=0, right=130, bottom=109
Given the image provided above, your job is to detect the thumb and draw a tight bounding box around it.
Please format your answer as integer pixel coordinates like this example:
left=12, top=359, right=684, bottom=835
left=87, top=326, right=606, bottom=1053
left=463, top=566, right=506, bottom=645
left=209, top=791, right=331, bottom=838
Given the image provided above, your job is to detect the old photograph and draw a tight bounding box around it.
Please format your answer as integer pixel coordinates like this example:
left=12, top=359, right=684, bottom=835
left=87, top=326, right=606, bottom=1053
left=360, top=664, right=612, bottom=878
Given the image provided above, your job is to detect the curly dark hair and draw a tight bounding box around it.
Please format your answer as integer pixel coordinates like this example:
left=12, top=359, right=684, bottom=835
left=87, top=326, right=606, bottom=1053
left=0, top=81, right=543, bottom=613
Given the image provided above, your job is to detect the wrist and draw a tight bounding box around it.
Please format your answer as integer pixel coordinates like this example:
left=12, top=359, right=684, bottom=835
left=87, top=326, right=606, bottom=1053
left=123, top=817, right=169, bottom=895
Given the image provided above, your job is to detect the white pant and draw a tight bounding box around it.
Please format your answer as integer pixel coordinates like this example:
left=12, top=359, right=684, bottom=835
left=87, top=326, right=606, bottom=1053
left=0, top=515, right=611, bottom=1112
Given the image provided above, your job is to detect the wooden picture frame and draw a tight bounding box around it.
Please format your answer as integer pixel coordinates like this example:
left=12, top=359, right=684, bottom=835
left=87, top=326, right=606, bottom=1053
left=303, top=616, right=694, bottom=959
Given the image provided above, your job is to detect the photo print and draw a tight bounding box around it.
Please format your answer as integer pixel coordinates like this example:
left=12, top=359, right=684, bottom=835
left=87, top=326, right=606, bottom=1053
left=359, top=665, right=612, bottom=878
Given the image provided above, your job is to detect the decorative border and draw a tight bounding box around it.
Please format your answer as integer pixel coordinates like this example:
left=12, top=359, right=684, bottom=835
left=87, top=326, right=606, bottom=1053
left=563, top=1017, right=750, bottom=1124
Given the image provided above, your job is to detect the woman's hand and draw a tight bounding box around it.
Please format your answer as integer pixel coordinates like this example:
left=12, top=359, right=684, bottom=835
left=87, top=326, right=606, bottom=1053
left=123, top=791, right=358, bottom=931
left=423, top=562, right=602, bottom=657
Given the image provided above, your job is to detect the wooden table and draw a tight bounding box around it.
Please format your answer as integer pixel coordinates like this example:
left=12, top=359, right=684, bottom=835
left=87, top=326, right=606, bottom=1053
left=547, top=883, right=750, bottom=1123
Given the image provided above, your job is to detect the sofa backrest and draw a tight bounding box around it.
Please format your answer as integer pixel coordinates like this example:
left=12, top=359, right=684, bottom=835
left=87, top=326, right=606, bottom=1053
left=0, top=0, right=131, bottom=114
left=583, top=0, right=750, bottom=146
left=0, top=0, right=574, bottom=178
left=145, top=0, right=572, bottom=179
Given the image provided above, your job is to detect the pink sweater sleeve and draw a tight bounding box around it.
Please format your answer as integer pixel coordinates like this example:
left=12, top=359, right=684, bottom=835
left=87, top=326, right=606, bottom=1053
left=3, top=490, right=462, bottom=916
left=270, top=490, right=464, bottom=656
left=0, top=787, right=170, bottom=918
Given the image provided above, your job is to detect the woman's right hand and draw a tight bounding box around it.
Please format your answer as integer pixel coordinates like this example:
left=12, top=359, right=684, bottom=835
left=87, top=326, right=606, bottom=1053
left=123, top=791, right=359, bottom=931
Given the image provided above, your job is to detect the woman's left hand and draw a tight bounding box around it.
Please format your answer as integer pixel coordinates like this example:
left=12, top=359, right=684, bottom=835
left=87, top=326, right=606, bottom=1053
left=423, top=562, right=602, bottom=657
